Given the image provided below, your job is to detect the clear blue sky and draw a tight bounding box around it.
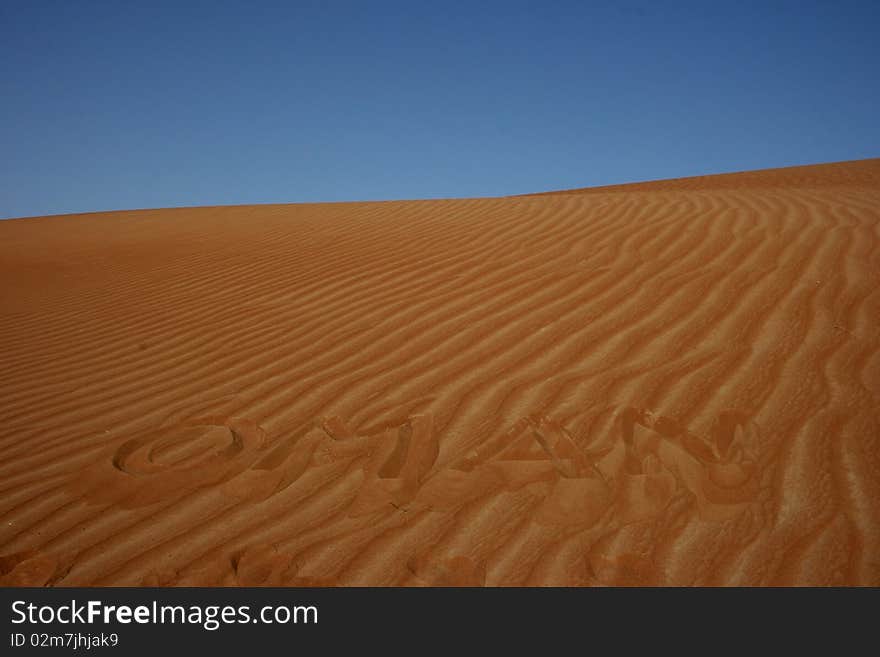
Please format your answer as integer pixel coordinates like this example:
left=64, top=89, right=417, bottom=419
left=1, top=0, right=878, bottom=219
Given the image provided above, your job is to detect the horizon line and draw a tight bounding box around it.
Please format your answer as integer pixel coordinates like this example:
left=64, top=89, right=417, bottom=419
left=3, top=155, right=877, bottom=223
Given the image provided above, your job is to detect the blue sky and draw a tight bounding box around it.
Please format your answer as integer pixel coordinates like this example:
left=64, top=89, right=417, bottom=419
left=1, top=0, right=878, bottom=219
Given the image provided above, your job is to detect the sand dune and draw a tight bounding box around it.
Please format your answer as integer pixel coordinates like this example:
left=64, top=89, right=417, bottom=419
left=1, top=158, right=879, bottom=586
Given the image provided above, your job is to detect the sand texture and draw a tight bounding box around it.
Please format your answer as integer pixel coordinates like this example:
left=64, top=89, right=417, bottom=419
left=1, top=159, right=879, bottom=586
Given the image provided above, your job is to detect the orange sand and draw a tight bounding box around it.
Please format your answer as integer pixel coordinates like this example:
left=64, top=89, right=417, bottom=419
left=1, top=159, right=879, bottom=586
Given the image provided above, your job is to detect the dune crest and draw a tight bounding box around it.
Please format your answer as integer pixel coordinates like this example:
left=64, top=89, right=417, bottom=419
left=1, top=158, right=879, bottom=585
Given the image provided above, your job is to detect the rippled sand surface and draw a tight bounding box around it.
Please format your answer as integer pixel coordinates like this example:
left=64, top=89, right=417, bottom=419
left=1, top=159, right=878, bottom=585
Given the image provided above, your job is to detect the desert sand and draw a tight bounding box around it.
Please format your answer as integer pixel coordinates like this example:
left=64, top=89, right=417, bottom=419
left=1, top=159, right=878, bottom=586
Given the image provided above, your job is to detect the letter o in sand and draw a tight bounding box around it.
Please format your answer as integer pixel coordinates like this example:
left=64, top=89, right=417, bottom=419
left=73, top=417, right=266, bottom=508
